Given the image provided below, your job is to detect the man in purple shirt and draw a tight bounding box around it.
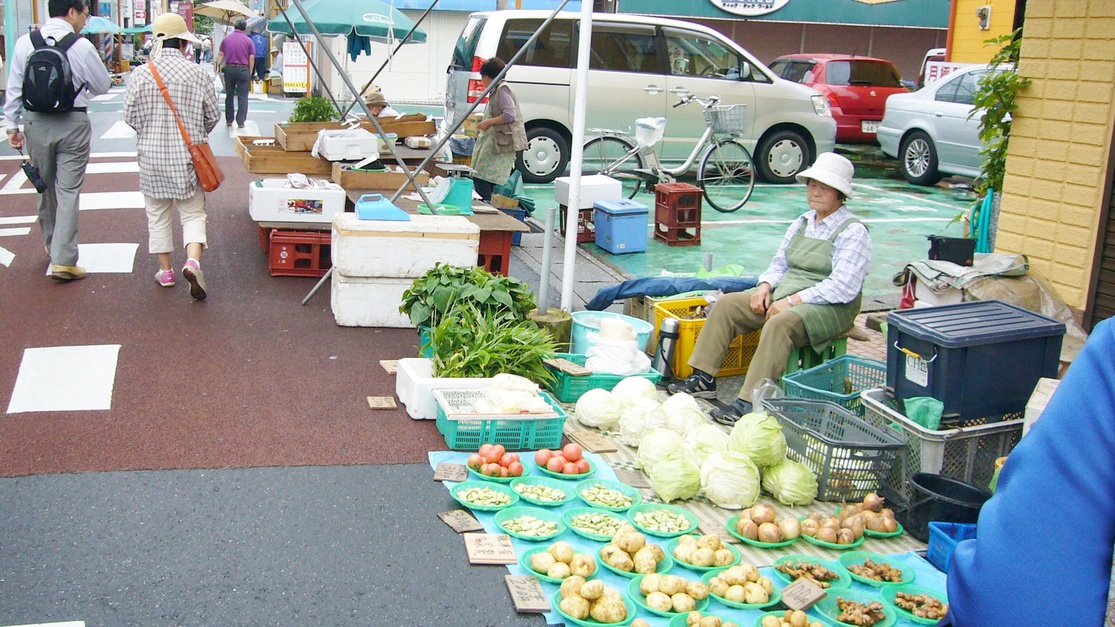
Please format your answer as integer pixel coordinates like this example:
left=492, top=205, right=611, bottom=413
left=216, top=19, right=254, bottom=128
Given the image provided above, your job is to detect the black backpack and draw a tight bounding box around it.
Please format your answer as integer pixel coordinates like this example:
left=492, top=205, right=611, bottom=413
left=22, top=30, right=82, bottom=113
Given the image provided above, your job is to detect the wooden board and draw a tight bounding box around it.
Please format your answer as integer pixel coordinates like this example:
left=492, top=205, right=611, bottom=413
left=276, top=116, right=436, bottom=152
left=331, top=162, right=430, bottom=190
left=241, top=143, right=331, bottom=175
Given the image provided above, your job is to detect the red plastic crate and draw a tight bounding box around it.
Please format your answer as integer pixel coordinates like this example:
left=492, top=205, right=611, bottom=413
left=268, top=230, right=331, bottom=277
left=258, top=225, right=271, bottom=252
left=477, top=229, right=512, bottom=276
left=557, top=204, right=595, bottom=244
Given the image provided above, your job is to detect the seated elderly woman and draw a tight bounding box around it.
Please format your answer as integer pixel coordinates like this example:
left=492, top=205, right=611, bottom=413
left=361, top=88, right=400, bottom=118
left=667, top=152, right=872, bottom=424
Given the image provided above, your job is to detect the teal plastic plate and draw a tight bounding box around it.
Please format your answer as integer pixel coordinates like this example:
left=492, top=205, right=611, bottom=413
left=801, top=530, right=866, bottom=551
left=493, top=506, right=566, bottom=542
left=837, top=551, right=916, bottom=587
left=812, top=587, right=898, bottom=627
left=575, top=479, right=643, bottom=512
left=880, top=583, right=950, bottom=625
left=563, top=507, right=628, bottom=542
left=627, top=503, right=698, bottom=538
left=628, top=574, right=709, bottom=618
left=725, top=515, right=800, bottom=549
left=597, top=545, right=673, bottom=578
left=864, top=521, right=905, bottom=538
left=669, top=612, right=732, bottom=627
left=665, top=537, right=741, bottom=572
left=467, top=464, right=530, bottom=484
left=700, top=568, right=782, bottom=610
left=551, top=590, right=636, bottom=627
left=771, top=554, right=852, bottom=590
left=449, top=481, right=519, bottom=512
left=519, top=546, right=598, bottom=584
left=509, top=476, right=577, bottom=507
left=536, top=458, right=596, bottom=481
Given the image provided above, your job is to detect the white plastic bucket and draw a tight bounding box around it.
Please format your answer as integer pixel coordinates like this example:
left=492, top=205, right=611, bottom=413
left=571, top=311, right=653, bottom=354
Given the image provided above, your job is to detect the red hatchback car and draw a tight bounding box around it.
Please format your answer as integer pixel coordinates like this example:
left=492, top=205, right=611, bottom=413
left=768, top=54, right=908, bottom=143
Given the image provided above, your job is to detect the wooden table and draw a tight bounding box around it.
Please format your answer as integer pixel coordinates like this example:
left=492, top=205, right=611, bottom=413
left=343, top=189, right=531, bottom=276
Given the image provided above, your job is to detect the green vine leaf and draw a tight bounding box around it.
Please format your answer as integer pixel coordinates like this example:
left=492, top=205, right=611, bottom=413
left=970, top=28, right=1030, bottom=195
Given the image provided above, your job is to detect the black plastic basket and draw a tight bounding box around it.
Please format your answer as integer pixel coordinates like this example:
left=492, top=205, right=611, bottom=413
left=763, top=398, right=907, bottom=502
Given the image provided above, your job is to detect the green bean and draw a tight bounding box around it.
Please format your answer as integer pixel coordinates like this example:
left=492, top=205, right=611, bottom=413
left=514, top=483, right=566, bottom=502
left=570, top=512, right=623, bottom=537
left=580, top=485, right=633, bottom=508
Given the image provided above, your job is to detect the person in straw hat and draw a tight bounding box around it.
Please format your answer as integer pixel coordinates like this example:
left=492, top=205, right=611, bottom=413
left=124, top=12, right=220, bottom=300
left=361, top=87, right=400, bottom=118
left=667, top=152, right=873, bottom=423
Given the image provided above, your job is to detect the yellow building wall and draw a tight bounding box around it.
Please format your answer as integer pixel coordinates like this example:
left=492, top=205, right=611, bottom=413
left=950, top=0, right=1018, bottom=63
left=996, top=0, right=1115, bottom=309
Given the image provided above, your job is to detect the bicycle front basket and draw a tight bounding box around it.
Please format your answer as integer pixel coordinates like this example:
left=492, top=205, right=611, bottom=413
left=706, top=104, right=748, bottom=135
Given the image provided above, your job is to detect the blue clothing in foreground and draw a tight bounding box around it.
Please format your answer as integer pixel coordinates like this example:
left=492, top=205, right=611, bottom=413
left=942, top=318, right=1115, bottom=625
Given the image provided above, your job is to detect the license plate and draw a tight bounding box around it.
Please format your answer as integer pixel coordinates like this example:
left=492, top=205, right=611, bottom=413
left=861, top=120, right=880, bottom=133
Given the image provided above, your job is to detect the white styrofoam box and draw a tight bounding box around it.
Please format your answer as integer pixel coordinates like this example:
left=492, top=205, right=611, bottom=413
left=396, top=358, right=492, bottom=420
left=316, top=128, right=379, bottom=161
left=554, top=174, right=622, bottom=209
left=913, top=277, right=963, bottom=307
left=331, top=273, right=412, bottom=327
left=331, top=213, right=480, bottom=279
left=249, top=179, right=346, bottom=223
left=1023, top=377, right=1060, bottom=436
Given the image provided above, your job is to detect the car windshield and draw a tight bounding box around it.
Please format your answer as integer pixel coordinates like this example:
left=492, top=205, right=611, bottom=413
left=826, top=61, right=903, bottom=87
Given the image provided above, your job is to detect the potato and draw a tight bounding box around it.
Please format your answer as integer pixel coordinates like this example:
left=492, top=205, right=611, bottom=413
left=646, top=591, right=673, bottom=612
left=724, top=584, right=746, bottom=603
left=590, top=594, right=628, bottom=623
left=548, top=541, right=575, bottom=564
left=643, top=543, right=665, bottom=563
left=579, top=579, right=605, bottom=601
left=559, top=575, right=586, bottom=599
left=699, top=616, right=723, bottom=627
left=713, top=549, right=735, bottom=566
left=762, top=617, right=781, bottom=627
left=709, top=577, right=729, bottom=597
left=743, top=582, right=768, bottom=604
left=696, top=534, right=722, bottom=551
left=672, top=593, right=696, bottom=613
left=685, top=581, right=710, bottom=601
left=547, top=562, right=571, bottom=579
left=658, top=574, right=686, bottom=596
left=691, top=547, right=715, bottom=567
left=740, top=563, right=760, bottom=583
left=789, top=610, right=808, bottom=627
left=633, top=546, right=659, bottom=574
left=722, top=565, right=748, bottom=586
left=640, top=573, right=663, bottom=595
left=759, top=576, right=774, bottom=595
left=570, top=553, right=597, bottom=578
left=601, top=545, right=634, bottom=572
left=560, top=595, right=590, bottom=620
left=678, top=534, right=698, bottom=547
left=614, top=528, right=646, bottom=554
left=530, top=551, right=556, bottom=574
left=673, top=543, right=696, bottom=564
left=631, top=620, right=652, bottom=627
left=686, top=611, right=702, bottom=627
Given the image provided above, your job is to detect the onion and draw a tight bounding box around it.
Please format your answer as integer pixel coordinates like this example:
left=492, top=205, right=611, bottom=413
left=750, top=503, right=777, bottom=525
left=776, top=517, right=802, bottom=540
left=737, top=518, right=760, bottom=540
left=881, top=517, right=899, bottom=533
left=837, top=528, right=856, bottom=544
left=865, top=516, right=887, bottom=532
left=757, top=522, right=783, bottom=543
left=881, top=508, right=896, bottom=520
left=816, top=527, right=838, bottom=543
left=863, top=492, right=885, bottom=513
left=800, top=518, right=820, bottom=537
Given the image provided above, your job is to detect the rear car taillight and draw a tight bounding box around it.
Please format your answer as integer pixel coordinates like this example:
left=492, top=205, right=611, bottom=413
left=466, top=79, right=487, bottom=104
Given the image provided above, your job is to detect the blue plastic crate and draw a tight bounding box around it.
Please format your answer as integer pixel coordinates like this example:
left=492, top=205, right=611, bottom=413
left=594, top=199, right=648, bottom=254
left=926, top=521, right=977, bottom=572
left=782, top=355, right=887, bottom=417
left=499, top=207, right=527, bottom=246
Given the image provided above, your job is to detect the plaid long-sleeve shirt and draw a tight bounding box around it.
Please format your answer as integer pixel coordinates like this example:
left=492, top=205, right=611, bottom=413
left=124, top=49, right=220, bottom=199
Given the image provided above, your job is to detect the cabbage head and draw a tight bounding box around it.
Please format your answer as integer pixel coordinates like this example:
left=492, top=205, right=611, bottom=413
left=648, top=453, right=701, bottom=503
left=575, top=388, right=622, bottom=429
left=727, top=411, right=787, bottom=467
left=610, top=376, right=659, bottom=403
left=616, top=396, right=660, bottom=447
left=685, top=424, right=729, bottom=467
left=700, top=451, right=760, bottom=509
left=761, top=457, right=819, bottom=506
left=648, top=392, right=706, bottom=437
left=635, top=428, right=687, bottom=470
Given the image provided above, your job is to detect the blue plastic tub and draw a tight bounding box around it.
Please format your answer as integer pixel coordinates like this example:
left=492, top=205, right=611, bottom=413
left=926, top=521, right=978, bottom=572
left=594, top=199, right=648, bottom=254
left=499, top=207, right=527, bottom=246
left=570, top=311, right=653, bottom=354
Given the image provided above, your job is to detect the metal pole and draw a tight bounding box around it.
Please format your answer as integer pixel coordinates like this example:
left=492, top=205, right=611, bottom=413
left=560, top=1, right=593, bottom=310
left=537, top=204, right=555, bottom=311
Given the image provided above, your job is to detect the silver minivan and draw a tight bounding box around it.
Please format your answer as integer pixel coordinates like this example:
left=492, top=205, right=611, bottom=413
left=445, top=11, right=837, bottom=184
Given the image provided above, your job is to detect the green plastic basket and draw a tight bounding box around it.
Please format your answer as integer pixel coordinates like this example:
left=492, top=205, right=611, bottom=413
left=781, top=355, right=887, bottom=417
left=543, top=353, right=662, bottom=403
left=434, top=389, right=567, bottom=451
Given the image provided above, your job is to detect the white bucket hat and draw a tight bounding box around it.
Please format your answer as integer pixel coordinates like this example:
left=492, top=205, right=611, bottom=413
left=796, top=152, right=855, bottom=198
left=152, top=13, right=201, bottom=44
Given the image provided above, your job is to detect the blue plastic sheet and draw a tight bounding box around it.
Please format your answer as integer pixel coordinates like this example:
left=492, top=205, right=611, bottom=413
left=585, top=276, right=759, bottom=311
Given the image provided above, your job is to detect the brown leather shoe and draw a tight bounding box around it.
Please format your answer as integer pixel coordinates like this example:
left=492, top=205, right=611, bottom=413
left=50, top=264, right=87, bottom=282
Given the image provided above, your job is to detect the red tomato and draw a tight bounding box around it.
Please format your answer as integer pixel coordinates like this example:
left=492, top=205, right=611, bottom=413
left=506, top=453, right=520, bottom=464
left=574, top=458, right=591, bottom=474
left=467, top=454, right=483, bottom=470
left=546, top=457, right=566, bottom=472
left=484, top=463, right=501, bottom=477
left=479, top=443, right=493, bottom=459
left=535, top=449, right=553, bottom=466
left=484, top=452, right=502, bottom=464
left=562, top=443, right=583, bottom=463
left=499, top=453, right=517, bottom=467
left=562, top=462, right=578, bottom=475
left=499, top=466, right=510, bottom=478
left=492, top=444, right=506, bottom=459
left=508, top=462, right=524, bottom=476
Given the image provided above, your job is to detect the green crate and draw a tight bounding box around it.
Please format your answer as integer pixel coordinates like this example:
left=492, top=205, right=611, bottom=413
left=434, top=389, right=567, bottom=451
left=543, top=353, right=662, bottom=403
left=781, top=355, right=887, bottom=417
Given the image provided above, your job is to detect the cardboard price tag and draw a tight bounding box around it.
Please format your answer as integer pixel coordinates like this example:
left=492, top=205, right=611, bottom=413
left=543, top=358, right=592, bottom=376
left=567, top=430, right=617, bottom=453
left=505, top=575, right=550, bottom=613
left=464, top=533, right=517, bottom=564
left=781, top=577, right=827, bottom=611
left=700, top=518, right=735, bottom=542
left=379, top=359, right=398, bottom=374
left=438, top=509, right=484, bottom=533
left=366, top=396, right=397, bottom=410
left=613, top=468, right=650, bottom=489
left=433, top=462, right=469, bottom=483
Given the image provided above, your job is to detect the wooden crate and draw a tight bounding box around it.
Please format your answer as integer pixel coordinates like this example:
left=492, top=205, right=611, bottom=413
left=331, top=162, right=430, bottom=190
left=275, top=115, right=436, bottom=152
left=237, top=136, right=331, bottom=175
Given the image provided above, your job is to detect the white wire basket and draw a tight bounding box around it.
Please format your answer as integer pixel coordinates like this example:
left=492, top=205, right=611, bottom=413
left=705, top=104, right=748, bottom=135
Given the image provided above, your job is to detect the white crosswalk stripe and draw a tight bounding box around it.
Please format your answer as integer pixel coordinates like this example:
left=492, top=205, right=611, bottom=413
left=100, top=120, right=136, bottom=139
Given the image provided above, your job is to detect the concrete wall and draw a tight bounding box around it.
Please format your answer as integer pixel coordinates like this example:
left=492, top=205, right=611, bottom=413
left=996, top=0, right=1115, bottom=308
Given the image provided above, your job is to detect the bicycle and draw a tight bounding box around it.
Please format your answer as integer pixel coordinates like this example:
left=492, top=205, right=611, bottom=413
left=582, top=94, right=755, bottom=213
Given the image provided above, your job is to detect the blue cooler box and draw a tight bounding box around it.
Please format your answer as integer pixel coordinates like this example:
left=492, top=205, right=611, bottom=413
left=885, top=300, right=1065, bottom=420
left=594, top=199, right=648, bottom=254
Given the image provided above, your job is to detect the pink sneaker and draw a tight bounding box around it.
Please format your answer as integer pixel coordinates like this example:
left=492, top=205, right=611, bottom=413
left=155, top=268, right=176, bottom=287
left=182, top=259, right=207, bottom=300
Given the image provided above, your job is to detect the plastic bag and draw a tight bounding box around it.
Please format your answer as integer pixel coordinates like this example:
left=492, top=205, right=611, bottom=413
left=585, top=333, right=652, bottom=376
left=751, top=378, right=784, bottom=407
left=905, top=396, right=943, bottom=430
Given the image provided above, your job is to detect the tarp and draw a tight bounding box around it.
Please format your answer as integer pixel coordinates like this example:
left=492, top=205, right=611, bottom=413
left=586, top=276, right=758, bottom=311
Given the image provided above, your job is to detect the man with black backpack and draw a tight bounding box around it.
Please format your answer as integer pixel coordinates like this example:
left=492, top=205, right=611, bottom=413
left=3, top=0, right=111, bottom=282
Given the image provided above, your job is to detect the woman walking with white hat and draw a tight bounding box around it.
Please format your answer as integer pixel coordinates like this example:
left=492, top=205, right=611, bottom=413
left=667, top=152, right=873, bottom=423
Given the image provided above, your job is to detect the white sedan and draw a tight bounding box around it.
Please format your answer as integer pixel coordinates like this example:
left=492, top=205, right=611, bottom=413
left=877, top=64, right=992, bottom=186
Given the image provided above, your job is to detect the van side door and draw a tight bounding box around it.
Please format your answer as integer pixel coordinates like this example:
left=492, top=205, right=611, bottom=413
left=574, top=23, right=665, bottom=140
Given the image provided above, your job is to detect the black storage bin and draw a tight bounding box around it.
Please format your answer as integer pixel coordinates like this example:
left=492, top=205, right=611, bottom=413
left=886, top=300, right=1065, bottom=420
left=903, top=472, right=991, bottom=542
left=927, top=235, right=976, bottom=266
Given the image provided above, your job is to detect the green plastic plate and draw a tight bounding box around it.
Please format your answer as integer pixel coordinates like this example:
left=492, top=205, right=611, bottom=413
left=627, top=503, right=698, bottom=538
left=597, top=545, right=674, bottom=578
left=467, top=464, right=530, bottom=484
left=493, top=506, right=566, bottom=542
left=812, top=586, right=898, bottom=627
left=628, top=574, right=710, bottom=618
left=449, top=481, right=519, bottom=512
left=665, top=537, right=741, bottom=572
left=880, top=583, right=950, bottom=626
left=536, top=458, right=596, bottom=481
left=699, top=568, right=782, bottom=610
left=509, top=476, right=577, bottom=507
left=864, top=521, right=905, bottom=538
left=725, top=515, right=800, bottom=549
left=519, top=546, right=598, bottom=584
left=563, top=507, right=628, bottom=542
left=837, top=551, right=916, bottom=587
left=575, top=479, right=643, bottom=512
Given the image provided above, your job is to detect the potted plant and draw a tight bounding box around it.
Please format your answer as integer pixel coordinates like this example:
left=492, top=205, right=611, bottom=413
left=288, top=96, right=338, bottom=123
left=275, top=96, right=343, bottom=151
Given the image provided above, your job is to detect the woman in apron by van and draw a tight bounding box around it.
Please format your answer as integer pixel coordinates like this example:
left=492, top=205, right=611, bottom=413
left=470, top=57, right=527, bottom=201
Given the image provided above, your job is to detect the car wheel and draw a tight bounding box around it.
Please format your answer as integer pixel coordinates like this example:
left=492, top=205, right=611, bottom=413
left=755, top=129, right=811, bottom=184
left=899, top=130, right=943, bottom=186
left=517, top=126, right=569, bottom=184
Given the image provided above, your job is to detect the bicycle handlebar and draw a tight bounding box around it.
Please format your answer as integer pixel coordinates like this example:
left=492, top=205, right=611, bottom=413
left=672, top=94, right=723, bottom=109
